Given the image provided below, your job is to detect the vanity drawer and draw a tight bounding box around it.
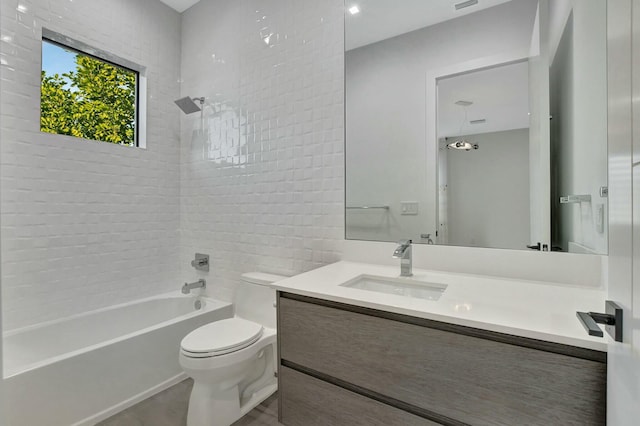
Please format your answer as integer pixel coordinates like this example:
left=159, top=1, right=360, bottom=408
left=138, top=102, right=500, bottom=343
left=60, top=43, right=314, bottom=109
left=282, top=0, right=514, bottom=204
left=280, top=366, right=439, bottom=426
left=278, top=294, right=606, bottom=426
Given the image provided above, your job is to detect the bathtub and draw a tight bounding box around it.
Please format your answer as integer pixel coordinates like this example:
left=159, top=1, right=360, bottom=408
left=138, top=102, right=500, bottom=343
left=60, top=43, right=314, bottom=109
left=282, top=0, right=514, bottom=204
left=3, top=291, right=233, bottom=426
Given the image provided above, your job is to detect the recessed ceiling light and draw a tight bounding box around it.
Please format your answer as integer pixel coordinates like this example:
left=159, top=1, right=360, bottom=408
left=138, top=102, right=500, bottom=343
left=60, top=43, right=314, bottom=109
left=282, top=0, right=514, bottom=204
left=348, top=5, right=360, bottom=15
left=17, top=4, right=28, bottom=13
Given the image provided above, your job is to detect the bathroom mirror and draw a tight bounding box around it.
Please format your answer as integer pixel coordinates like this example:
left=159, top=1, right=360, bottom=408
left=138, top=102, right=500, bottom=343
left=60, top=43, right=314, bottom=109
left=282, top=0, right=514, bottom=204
left=345, top=0, right=608, bottom=254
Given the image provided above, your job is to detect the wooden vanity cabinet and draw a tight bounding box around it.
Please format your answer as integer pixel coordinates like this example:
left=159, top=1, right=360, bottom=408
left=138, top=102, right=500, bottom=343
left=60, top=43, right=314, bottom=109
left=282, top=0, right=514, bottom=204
left=279, top=366, right=439, bottom=426
left=277, top=292, right=607, bottom=426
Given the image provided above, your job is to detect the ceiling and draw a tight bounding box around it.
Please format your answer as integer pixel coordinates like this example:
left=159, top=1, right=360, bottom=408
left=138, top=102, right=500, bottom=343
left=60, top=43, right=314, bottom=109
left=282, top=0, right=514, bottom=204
left=161, top=1, right=514, bottom=45
left=159, top=0, right=200, bottom=13
left=346, top=0, right=513, bottom=51
left=437, top=61, right=530, bottom=138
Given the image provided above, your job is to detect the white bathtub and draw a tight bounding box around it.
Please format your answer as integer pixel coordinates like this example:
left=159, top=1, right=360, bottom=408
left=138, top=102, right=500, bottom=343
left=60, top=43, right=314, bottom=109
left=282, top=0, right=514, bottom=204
left=3, top=292, right=233, bottom=426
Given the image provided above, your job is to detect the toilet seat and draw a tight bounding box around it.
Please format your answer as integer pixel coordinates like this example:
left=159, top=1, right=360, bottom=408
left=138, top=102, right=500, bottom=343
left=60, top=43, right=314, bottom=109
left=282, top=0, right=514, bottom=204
left=181, top=318, right=264, bottom=358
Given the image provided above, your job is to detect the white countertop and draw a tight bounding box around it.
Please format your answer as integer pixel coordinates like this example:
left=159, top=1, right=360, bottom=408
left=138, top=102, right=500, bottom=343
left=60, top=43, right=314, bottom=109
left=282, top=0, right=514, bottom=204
left=273, top=261, right=608, bottom=352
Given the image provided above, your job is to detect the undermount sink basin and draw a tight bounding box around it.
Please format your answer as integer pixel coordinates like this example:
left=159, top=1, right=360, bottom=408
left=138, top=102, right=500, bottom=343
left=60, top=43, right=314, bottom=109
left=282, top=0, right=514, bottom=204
left=340, top=274, right=447, bottom=301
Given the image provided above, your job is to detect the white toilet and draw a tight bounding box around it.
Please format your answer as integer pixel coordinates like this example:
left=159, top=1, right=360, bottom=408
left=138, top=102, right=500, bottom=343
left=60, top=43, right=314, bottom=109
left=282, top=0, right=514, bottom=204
left=179, top=272, right=286, bottom=426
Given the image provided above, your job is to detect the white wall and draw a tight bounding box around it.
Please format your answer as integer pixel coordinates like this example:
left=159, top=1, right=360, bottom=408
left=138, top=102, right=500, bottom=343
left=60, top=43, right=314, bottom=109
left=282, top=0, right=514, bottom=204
left=179, top=0, right=345, bottom=303
left=548, top=0, right=574, bottom=61
left=0, top=0, right=182, bottom=330
left=444, top=129, right=530, bottom=250
left=0, top=260, right=2, bottom=422
left=345, top=0, right=538, bottom=244
left=550, top=0, right=608, bottom=254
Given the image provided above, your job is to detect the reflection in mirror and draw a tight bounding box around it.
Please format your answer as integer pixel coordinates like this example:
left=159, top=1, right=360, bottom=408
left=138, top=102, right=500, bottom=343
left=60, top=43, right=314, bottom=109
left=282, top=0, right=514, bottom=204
left=437, top=62, right=531, bottom=250
left=345, top=0, right=608, bottom=254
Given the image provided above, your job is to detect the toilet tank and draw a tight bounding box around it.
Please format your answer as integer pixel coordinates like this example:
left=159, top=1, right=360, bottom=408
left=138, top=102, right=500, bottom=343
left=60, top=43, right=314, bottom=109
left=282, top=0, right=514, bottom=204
left=234, top=272, right=287, bottom=329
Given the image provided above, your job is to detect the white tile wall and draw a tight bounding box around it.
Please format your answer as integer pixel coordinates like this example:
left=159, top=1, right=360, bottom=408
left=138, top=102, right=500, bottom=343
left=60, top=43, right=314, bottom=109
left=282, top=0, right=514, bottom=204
left=179, top=0, right=345, bottom=302
left=0, top=0, right=182, bottom=330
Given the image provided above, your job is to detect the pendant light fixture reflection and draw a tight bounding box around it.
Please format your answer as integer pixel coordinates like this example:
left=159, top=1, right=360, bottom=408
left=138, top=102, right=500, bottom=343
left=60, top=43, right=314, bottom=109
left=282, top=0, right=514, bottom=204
left=447, top=100, right=480, bottom=151
left=446, top=139, right=479, bottom=151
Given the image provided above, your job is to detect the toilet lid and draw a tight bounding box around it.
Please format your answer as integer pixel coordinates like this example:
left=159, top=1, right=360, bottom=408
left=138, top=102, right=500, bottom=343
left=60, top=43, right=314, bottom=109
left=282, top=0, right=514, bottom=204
left=181, top=318, right=264, bottom=355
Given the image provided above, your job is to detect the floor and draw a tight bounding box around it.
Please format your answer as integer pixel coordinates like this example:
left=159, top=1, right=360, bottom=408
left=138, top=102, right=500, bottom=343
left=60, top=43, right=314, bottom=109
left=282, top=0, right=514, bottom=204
left=97, top=379, right=282, bottom=426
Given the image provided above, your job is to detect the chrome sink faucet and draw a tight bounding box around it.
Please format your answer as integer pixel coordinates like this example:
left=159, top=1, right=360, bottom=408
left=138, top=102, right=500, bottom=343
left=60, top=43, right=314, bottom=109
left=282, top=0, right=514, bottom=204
left=392, top=240, right=413, bottom=277
left=182, top=279, right=206, bottom=294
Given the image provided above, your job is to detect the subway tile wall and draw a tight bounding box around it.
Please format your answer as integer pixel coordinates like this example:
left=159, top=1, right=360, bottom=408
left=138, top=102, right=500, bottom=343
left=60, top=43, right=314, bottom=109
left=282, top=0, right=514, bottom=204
left=0, top=0, right=345, bottom=329
left=0, top=0, right=182, bottom=330
left=179, top=0, right=345, bottom=301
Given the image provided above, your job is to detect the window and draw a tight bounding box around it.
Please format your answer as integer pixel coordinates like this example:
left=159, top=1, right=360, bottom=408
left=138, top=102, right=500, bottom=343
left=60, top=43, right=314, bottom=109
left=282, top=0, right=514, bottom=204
left=40, top=30, right=144, bottom=147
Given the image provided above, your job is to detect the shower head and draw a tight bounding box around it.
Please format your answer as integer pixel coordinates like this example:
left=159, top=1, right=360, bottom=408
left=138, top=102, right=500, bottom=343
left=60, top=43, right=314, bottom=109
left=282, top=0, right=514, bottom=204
left=175, top=96, right=204, bottom=114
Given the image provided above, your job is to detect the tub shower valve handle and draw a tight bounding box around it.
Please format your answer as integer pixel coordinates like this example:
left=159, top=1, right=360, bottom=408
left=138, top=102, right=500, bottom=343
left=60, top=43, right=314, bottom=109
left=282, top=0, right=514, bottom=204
left=191, top=253, right=209, bottom=271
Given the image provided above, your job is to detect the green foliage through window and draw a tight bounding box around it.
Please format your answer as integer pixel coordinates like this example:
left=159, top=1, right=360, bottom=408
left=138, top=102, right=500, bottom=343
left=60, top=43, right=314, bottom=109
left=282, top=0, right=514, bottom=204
left=40, top=40, right=138, bottom=146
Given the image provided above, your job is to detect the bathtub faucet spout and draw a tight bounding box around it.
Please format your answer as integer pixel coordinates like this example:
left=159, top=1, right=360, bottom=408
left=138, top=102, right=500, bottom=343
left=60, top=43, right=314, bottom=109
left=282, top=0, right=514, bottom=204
left=182, top=279, right=206, bottom=294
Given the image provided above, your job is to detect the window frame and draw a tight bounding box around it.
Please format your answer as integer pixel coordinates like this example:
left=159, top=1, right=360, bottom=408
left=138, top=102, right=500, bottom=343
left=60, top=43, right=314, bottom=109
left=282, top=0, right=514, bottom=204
left=40, top=28, right=147, bottom=148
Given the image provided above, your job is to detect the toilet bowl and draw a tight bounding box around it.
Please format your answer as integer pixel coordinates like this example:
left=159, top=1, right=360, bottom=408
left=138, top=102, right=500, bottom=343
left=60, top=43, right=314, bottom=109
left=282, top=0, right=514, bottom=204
left=179, top=272, right=286, bottom=426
